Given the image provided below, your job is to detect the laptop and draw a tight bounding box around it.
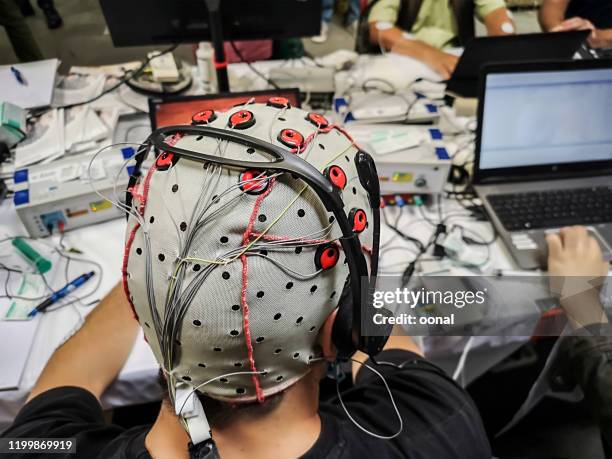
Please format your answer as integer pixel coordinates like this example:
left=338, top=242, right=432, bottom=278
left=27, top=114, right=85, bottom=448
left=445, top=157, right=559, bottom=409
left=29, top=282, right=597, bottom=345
left=473, top=60, right=612, bottom=270
left=148, top=88, right=301, bottom=129
left=446, top=31, right=589, bottom=99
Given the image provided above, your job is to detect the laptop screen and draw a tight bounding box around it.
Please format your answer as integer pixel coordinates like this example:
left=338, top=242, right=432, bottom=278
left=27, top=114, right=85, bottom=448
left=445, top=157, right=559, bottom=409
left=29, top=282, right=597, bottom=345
left=149, top=89, right=301, bottom=129
left=478, top=67, right=612, bottom=171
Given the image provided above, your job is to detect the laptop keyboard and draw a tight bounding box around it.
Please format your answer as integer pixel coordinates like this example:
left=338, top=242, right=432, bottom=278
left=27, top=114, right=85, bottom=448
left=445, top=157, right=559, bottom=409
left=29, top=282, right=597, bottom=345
left=487, top=186, right=612, bottom=231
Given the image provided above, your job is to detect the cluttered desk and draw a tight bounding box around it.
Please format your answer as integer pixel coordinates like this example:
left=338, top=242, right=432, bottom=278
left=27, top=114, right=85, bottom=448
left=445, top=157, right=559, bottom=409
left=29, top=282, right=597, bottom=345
left=1, top=2, right=612, bottom=454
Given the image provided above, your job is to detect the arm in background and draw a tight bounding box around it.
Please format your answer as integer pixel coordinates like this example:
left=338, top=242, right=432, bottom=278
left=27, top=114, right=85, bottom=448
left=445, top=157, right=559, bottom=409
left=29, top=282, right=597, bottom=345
left=27, top=283, right=139, bottom=402
left=369, top=24, right=459, bottom=80
left=366, top=0, right=458, bottom=79
left=539, top=0, right=571, bottom=31
left=483, top=7, right=516, bottom=36
left=539, top=0, right=612, bottom=48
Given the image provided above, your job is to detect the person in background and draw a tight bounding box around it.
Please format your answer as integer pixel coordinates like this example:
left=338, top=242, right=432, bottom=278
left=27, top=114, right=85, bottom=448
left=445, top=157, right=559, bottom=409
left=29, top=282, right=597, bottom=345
left=546, top=226, right=612, bottom=450
left=539, top=0, right=612, bottom=48
left=15, top=0, right=62, bottom=29
left=312, top=0, right=362, bottom=43
left=0, top=0, right=43, bottom=62
left=363, top=0, right=515, bottom=79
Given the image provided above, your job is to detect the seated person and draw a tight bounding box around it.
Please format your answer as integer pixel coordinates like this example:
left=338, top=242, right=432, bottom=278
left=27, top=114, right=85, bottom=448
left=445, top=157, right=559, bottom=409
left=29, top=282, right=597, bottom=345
left=539, top=0, right=612, bottom=48
left=1, top=103, right=492, bottom=458
left=547, top=226, right=612, bottom=449
left=363, top=0, right=515, bottom=79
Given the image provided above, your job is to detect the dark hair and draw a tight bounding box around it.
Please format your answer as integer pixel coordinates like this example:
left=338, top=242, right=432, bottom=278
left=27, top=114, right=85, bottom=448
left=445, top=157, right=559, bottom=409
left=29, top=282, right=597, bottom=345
left=158, top=369, right=283, bottom=429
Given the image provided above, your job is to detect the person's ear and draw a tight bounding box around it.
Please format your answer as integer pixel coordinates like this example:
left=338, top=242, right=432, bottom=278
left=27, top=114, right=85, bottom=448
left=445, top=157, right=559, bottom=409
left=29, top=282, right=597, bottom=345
left=319, top=308, right=338, bottom=362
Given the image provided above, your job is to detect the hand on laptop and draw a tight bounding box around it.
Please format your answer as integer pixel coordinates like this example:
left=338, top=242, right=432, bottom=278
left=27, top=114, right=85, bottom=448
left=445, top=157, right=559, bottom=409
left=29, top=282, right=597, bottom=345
left=547, top=226, right=609, bottom=278
left=551, top=16, right=595, bottom=33
left=586, top=29, right=612, bottom=49
left=551, top=17, right=612, bottom=49
left=546, top=226, right=609, bottom=329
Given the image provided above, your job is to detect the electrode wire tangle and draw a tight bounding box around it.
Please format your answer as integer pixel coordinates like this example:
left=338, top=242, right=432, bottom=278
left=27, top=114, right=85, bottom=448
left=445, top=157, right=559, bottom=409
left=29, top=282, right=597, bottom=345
left=93, top=122, right=361, bottom=382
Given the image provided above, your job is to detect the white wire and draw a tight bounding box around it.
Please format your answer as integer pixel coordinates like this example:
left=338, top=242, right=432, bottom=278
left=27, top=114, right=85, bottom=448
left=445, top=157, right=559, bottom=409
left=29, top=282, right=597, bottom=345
left=267, top=106, right=288, bottom=143
left=335, top=358, right=404, bottom=440
left=452, top=336, right=475, bottom=384
left=173, top=359, right=403, bottom=441
left=87, top=141, right=148, bottom=225
left=378, top=245, right=420, bottom=274
left=111, top=149, right=141, bottom=206
left=251, top=223, right=334, bottom=248
left=175, top=370, right=266, bottom=417
left=248, top=252, right=322, bottom=279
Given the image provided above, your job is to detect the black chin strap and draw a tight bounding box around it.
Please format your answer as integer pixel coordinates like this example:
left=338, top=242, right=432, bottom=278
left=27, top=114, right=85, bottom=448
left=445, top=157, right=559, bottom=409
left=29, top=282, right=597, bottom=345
left=189, top=439, right=220, bottom=459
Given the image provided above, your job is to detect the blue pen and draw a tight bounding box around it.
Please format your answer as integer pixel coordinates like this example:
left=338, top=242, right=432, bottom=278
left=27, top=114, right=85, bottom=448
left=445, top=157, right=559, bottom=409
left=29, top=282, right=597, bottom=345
left=28, top=271, right=95, bottom=317
left=10, top=66, right=28, bottom=86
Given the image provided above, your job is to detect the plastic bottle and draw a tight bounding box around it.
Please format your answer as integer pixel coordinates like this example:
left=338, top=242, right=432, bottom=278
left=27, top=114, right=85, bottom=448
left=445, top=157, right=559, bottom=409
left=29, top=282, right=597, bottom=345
left=196, top=42, right=217, bottom=93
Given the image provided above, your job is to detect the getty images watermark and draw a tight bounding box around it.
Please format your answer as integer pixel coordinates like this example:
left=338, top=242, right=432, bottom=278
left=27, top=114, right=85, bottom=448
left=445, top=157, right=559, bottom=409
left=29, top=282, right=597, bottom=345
left=372, top=287, right=487, bottom=326
left=361, top=275, right=612, bottom=337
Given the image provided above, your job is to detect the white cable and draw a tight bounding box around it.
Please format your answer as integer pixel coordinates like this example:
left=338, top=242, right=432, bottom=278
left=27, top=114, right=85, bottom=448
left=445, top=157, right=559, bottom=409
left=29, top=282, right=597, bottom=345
left=247, top=252, right=322, bottom=279
left=452, top=336, right=475, bottom=383
left=175, top=370, right=266, bottom=417
left=111, top=149, right=141, bottom=208
left=267, top=106, right=288, bottom=143
left=335, top=358, right=404, bottom=440
left=87, top=141, right=148, bottom=224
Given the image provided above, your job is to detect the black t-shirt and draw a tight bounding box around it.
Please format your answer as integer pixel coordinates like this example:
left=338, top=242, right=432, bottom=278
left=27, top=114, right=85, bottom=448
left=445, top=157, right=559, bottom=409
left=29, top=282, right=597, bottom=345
left=567, top=0, right=612, bottom=29
left=1, top=350, right=491, bottom=458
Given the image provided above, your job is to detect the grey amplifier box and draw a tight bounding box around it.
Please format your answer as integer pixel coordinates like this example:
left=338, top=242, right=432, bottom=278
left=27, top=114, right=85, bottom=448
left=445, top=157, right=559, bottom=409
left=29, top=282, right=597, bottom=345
left=13, top=147, right=137, bottom=238
left=347, top=125, right=452, bottom=195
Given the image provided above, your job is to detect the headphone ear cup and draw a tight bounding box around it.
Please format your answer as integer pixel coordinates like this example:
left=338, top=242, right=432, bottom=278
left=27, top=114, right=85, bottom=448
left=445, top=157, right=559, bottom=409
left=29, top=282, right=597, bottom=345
left=354, top=151, right=380, bottom=209
left=331, top=277, right=392, bottom=358
left=331, top=276, right=357, bottom=359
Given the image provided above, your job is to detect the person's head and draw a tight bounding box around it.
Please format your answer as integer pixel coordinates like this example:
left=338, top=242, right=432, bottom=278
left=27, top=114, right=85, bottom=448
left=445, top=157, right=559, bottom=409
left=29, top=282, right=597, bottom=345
left=122, top=101, right=376, bottom=432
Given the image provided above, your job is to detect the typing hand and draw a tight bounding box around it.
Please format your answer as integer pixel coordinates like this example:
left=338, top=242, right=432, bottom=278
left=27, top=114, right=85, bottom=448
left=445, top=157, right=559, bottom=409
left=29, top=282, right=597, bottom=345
left=547, top=226, right=609, bottom=329
left=550, top=16, right=611, bottom=49
left=423, top=49, right=459, bottom=81
left=587, top=29, right=612, bottom=49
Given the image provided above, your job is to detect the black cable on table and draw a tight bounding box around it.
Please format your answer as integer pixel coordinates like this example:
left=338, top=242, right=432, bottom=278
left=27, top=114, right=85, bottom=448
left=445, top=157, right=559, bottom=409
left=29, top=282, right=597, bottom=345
left=28, top=43, right=178, bottom=121
left=229, top=41, right=280, bottom=90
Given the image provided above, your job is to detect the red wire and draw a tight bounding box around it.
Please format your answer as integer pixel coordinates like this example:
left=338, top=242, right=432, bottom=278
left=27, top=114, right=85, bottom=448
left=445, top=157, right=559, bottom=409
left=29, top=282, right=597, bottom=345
left=240, top=180, right=276, bottom=402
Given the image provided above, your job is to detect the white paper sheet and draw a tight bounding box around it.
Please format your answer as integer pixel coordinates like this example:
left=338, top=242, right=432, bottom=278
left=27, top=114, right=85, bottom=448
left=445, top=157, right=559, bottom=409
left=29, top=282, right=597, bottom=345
left=0, top=59, right=58, bottom=109
left=14, top=110, right=63, bottom=168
